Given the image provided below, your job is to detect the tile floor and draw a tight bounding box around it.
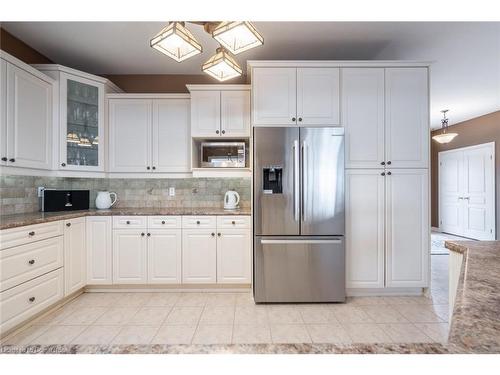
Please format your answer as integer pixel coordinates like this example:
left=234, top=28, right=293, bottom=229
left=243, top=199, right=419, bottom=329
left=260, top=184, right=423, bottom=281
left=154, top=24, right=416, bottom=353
left=2, top=255, right=449, bottom=346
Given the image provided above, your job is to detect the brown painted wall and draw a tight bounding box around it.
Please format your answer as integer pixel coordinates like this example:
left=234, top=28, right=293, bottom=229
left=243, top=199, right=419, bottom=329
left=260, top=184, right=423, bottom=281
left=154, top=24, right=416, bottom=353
left=431, top=110, right=500, bottom=238
left=0, top=28, right=53, bottom=64
left=102, top=74, right=247, bottom=93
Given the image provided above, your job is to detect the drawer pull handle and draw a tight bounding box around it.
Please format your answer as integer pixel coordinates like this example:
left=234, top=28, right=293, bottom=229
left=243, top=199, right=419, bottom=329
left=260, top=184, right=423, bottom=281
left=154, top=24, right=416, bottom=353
left=211, top=232, right=215, bottom=237
left=141, top=232, right=145, bottom=236
left=28, top=259, right=35, bottom=265
left=66, top=222, right=71, bottom=227
left=161, top=220, right=166, bottom=224
left=28, top=231, right=35, bottom=236
left=217, top=233, right=221, bottom=237
left=196, top=221, right=201, bottom=225
left=28, top=297, right=35, bottom=303
left=147, top=233, right=151, bottom=237
left=231, top=221, right=236, bottom=225
left=126, top=221, right=130, bottom=224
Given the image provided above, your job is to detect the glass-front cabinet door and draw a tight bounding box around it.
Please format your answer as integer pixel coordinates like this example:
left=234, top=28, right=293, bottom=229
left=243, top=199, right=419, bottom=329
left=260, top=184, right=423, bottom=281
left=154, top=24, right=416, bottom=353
left=60, top=72, right=105, bottom=171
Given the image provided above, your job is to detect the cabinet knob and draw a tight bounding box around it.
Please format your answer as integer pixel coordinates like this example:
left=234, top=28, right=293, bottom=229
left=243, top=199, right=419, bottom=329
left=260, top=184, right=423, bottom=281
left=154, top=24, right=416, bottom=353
left=66, top=222, right=71, bottom=227
left=291, top=117, right=296, bottom=122
left=381, top=161, right=385, bottom=165
left=1, top=157, right=7, bottom=161
left=216, top=130, right=220, bottom=134
left=381, top=172, right=386, bottom=176
left=28, top=259, right=35, bottom=265
left=61, top=163, right=66, bottom=167
left=387, top=161, right=392, bottom=165
left=161, top=220, right=166, bottom=225
left=387, top=171, right=392, bottom=175
left=211, top=232, right=215, bottom=237
left=9, top=158, right=15, bottom=162
left=28, top=297, right=36, bottom=303
left=28, top=231, right=35, bottom=236
left=196, top=220, right=200, bottom=225
left=152, top=166, right=156, bottom=170
left=221, top=130, right=226, bottom=134
left=217, top=233, right=221, bottom=237
left=147, top=166, right=151, bottom=170
left=147, top=233, right=151, bottom=236
left=298, top=117, right=303, bottom=122
left=231, top=221, right=236, bottom=225
left=141, top=232, right=145, bottom=236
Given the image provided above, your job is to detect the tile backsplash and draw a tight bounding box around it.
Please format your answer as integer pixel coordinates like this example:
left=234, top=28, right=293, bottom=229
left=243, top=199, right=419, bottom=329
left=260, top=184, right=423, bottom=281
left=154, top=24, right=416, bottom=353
left=0, top=175, right=251, bottom=215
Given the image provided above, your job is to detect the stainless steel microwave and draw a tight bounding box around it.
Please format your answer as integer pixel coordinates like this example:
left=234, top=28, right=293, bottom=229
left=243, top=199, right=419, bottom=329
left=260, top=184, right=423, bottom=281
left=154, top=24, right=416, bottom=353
left=200, top=142, right=246, bottom=168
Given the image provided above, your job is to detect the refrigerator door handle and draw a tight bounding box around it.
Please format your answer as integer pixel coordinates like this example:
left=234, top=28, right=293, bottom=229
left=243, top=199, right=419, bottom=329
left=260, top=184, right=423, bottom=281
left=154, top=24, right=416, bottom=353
left=301, top=141, right=307, bottom=222
left=260, top=239, right=342, bottom=245
left=293, top=140, right=300, bottom=222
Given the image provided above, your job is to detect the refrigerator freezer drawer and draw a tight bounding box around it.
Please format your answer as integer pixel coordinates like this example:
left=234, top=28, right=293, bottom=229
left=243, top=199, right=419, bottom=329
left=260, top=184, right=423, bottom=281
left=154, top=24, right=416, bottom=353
left=254, top=236, right=345, bottom=303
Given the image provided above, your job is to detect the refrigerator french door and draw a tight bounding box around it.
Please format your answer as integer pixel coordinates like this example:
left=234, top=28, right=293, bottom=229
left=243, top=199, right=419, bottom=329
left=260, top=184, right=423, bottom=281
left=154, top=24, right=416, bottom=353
left=253, top=127, right=345, bottom=303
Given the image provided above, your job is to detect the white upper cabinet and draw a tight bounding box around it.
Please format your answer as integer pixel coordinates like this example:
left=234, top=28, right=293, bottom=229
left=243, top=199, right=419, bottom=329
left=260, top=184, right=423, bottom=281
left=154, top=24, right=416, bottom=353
left=252, top=67, right=296, bottom=126
left=190, top=91, right=221, bottom=137
left=220, top=90, right=250, bottom=137
left=188, top=86, right=251, bottom=138
left=109, top=99, right=152, bottom=172
left=152, top=99, right=190, bottom=172
left=385, top=169, right=429, bottom=287
left=2, top=57, right=52, bottom=170
left=385, top=68, right=429, bottom=168
left=296, top=68, right=340, bottom=125
left=64, top=217, right=87, bottom=295
left=342, top=68, right=385, bottom=168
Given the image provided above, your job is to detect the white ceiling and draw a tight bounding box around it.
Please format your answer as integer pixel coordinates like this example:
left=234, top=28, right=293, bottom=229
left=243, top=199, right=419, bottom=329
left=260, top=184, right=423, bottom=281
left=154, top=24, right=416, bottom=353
left=2, top=22, right=499, bottom=128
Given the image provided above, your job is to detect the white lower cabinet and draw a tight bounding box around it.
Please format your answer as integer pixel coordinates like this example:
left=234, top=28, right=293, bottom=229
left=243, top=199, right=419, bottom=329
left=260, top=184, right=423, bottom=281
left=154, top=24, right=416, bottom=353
left=63, top=217, right=86, bottom=296
left=113, top=229, right=147, bottom=284
left=216, top=229, right=251, bottom=284
left=147, top=229, right=182, bottom=284
left=182, top=229, right=217, bottom=284
left=86, top=217, right=112, bottom=285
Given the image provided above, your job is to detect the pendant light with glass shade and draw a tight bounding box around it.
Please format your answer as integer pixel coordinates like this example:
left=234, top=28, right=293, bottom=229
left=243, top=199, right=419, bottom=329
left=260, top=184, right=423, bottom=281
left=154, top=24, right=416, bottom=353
left=212, top=21, right=264, bottom=55
left=432, top=110, right=458, bottom=144
left=150, top=22, right=203, bottom=62
left=202, top=47, right=243, bottom=82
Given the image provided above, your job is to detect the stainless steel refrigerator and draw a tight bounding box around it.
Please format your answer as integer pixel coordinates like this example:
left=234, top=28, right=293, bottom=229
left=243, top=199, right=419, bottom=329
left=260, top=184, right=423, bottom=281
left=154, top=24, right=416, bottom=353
left=253, top=127, right=345, bottom=303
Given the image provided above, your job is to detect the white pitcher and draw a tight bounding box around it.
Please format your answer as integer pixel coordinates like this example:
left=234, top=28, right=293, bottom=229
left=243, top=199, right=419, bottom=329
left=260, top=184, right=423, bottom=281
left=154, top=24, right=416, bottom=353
left=224, top=191, right=240, bottom=210
left=95, top=191, right=117, bottom=210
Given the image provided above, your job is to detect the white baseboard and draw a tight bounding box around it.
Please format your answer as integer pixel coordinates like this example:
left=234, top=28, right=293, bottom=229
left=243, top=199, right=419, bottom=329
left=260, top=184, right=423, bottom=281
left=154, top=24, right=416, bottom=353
left=346, top=287, right=424, bottom=297
left=85, top=285, right=252, bottom=293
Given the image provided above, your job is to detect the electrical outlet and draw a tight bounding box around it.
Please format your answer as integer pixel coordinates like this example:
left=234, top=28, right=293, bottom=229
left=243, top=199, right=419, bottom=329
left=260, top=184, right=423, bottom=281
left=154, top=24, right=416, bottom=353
left=169, top=187, right=175, bottom=196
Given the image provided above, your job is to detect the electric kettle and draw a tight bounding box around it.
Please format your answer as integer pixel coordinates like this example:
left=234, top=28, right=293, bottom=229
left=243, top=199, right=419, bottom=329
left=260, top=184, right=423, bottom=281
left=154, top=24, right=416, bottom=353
left=224, top=191, right=240, bottom=210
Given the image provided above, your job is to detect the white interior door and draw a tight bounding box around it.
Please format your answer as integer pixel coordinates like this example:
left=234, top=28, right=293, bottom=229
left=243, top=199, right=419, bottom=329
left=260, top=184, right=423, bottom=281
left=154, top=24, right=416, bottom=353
left=438, top=151, right=463, bottom=235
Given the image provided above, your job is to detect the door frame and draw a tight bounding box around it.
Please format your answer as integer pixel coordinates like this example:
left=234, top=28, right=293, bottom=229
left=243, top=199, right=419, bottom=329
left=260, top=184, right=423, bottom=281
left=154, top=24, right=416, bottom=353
left=438, top=142, right=496, bottom=240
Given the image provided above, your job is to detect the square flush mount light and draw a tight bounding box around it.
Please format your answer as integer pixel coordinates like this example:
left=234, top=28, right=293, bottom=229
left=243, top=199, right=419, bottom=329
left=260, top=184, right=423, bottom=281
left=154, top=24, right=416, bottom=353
left=150, top=22, right=202, bottom=62
left=202, top=47, right=243, bottom=82
left=212, top=21, right=264, bottom=55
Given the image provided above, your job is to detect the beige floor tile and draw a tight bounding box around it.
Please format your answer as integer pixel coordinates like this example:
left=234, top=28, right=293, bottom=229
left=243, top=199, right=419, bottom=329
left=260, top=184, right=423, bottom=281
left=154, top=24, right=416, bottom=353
left=145, top=293, right=181, bottom=307
left=359, top=305, right=409, bottom=323
left=175, top=293, right=208, bottom=307
left=415, top=323, right=450, bottom=343
left=151, top=325, right=197, bottom=344
left=267, top=306, right=303, bottom=324
left=199, top=306, right=235, bottom=325
left=298, top=305, right=338, bottom=324
left=205, top=293, right=237, bottom=307
left=306, top=324, right=352, bottom=344
left=59, top=307, right=108, bottom=325
left=192, top=324, right=233, bottom=344
left=2, top=325, right=49, bottom=345
left=343, top=323, right=392, bottom=343
left=94, top=307, right=139, bottom=325
left=392, top=305, right=444, bottom=323
left=113, top=293, right=153, bottom=307
left=235, top=292, right=256, bottom=306
left=35, top=305, right=77, bottom=325
left=380, top=323, right=434, bottom=343
left=329, top=305, right=373, bottom=324
left=67, top=292, right=121, bottom=308
left=347, top=297, right=388, bottom=305
left=71, top=325, right=121, bottom=345
left=384, top=296, right=432, bottom=305
left=234, top=306, right=268, bottom=325
left=164, top=307, right=203, bottom=325
left=111, top=325, right=159, bottom=345
left=270, top=324, right=311, bottom=343
left=31, top=325, right=87, bottom=345
left=128, top=307, right=171, bottom=325
left=232, top=324, right=272, bottom=344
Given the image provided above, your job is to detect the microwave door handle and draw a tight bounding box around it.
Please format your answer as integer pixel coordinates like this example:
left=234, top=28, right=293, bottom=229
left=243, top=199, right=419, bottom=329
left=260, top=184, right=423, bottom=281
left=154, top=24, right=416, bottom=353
left=293, top=140, right=299, bottom=222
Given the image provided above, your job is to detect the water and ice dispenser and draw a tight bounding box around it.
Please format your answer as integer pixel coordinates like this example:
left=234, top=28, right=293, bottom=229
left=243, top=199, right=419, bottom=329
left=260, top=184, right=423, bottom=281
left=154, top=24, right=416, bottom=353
left=262, top=166, right=283, bottom=194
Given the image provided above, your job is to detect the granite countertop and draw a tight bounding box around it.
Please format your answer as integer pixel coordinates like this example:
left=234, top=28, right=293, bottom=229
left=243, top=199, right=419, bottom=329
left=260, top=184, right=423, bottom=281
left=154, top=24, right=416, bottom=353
left=0, top=207, right=251, bottom=230
left=445, top=240, right=500, bottom=353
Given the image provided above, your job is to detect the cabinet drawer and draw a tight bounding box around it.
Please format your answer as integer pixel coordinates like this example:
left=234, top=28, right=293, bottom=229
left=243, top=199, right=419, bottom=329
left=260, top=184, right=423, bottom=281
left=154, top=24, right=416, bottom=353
left=148, top=216, right=182, bottom=229
left=0, top=268, right=64, bottom=334
left=217, top=216, right=251, bottom=229
left=113, top=216, right=147, bottom=229
left=0, top=237, right=63, bottom=292
left=182, top=216, right=216, bottom=229
left=0, top=221, right=64, bottom=250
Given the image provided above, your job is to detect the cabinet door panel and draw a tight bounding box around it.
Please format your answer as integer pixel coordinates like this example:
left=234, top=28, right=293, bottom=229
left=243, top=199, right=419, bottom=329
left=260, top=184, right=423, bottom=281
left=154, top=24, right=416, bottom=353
left=182, top=229, right=216, bottom=283
left=190, top=91, right=220, bottom=137
left=345, top=170, right=385, bottom=288
left=64, top=218, right=86, bottom=295
left=217, top=229, right=251, bottom=284
left=0, top=60, right=7, bottom=165
left=385, top=68, right=429, bottom=168
left=342, top=68, right=385, bottom=168
left=148, top=229, right=182, bottom=284
left=252, top=67, right=296, bottom=126
left=86, top=216, right=112, bottom=285
left=6, top=63, right=52, bottom=169
left=109, top=99, right=152, bottom=172
left=297, top=68, right=340, bottom=125
left=438, top=151, right=463, bottom=236
left=386, top=169, right=429, bottom=287
left=152, top=99, right=190, bottom=172
left=221, top=91, right=250, bottom=137
left=113, top=230, right=147, bottom=284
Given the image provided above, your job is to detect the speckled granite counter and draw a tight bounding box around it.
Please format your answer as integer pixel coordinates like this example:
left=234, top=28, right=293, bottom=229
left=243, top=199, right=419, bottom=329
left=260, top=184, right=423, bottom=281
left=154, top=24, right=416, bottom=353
left=0, top=208, right=251, bottom=230
left=445, top=240, right=500, bottom=353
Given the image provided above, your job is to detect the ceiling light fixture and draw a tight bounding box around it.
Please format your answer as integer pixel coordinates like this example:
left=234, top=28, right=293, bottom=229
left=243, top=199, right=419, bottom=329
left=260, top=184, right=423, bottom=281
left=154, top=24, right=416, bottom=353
left=212, top=21, right=264, bottom=55
left=202, top=47, right=243, bottom=82
left=150, top=22, right=203, bottom=62
left=67, top=132, right=80, bottom=143
left=432, top=110, right=458, bottom=144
